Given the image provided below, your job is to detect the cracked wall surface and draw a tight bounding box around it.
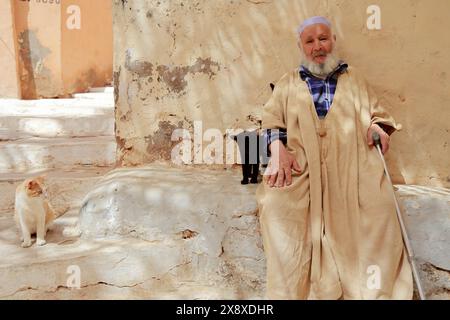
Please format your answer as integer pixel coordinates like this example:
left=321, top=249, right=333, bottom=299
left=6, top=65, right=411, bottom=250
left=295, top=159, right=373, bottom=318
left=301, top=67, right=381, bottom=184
left=114, top=0, right=450, bottom=187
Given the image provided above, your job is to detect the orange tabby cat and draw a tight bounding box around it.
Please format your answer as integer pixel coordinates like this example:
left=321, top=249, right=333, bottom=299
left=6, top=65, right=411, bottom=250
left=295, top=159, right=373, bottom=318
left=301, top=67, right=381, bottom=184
left=14, top=176, right=56, bottom=247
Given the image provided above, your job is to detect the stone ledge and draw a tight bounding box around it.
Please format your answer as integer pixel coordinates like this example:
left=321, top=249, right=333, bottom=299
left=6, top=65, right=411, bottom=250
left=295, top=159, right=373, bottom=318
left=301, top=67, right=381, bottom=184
left=78, top=165, right=265, bottom=298
left=0, top=136, right=116, bottom=173
left=0, top=164, right=447, bottom=299
left=79, top=166, right=449, bottom=299
left=0, top=167, right=114, bottom=215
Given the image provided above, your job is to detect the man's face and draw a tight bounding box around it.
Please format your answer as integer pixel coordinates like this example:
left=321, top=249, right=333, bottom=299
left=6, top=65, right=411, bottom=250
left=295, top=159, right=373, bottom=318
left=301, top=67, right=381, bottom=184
left=299, top=24, right=335, bottom=64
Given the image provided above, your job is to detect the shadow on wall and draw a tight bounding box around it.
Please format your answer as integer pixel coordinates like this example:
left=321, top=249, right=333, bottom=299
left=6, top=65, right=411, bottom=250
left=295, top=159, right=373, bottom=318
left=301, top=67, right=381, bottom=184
left=114, top=1, right=321, bottom=164
left=15, top=2, right=37, bottom=99
left=11, top=0, right=113, bottom=99
left=114, top=0, right=449, bottom=188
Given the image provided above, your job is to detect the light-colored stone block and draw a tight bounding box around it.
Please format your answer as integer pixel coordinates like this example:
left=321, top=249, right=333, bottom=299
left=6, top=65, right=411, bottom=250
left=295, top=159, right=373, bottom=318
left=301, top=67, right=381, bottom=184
left=0, top=95, right=113, bottom=139
left=0, top=136, right=116, bottom=173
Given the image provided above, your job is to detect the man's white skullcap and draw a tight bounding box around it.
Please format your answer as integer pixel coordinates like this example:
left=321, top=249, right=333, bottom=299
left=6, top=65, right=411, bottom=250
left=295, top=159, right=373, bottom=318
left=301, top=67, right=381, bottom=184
left=297, top=16, right=332, bottom=35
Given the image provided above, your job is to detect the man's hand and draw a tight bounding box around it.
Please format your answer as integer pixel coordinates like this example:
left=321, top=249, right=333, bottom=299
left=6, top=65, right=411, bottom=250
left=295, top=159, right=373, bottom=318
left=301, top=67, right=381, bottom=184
left=367, top=123, right=390, bottom=154
left=264, top=140, right=302, bottom=188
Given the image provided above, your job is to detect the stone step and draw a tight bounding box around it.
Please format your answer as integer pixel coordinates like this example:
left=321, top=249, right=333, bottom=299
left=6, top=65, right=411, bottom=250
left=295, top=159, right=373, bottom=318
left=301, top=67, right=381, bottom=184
left=0, top=167, right=113, bottom=215
left=0, top=96, right=113, bottom=110
left=0, top=136, right=116, bottom=174
left=0, top=115, right=114, bottom=140
left=72, top=91, right=114, bottom=100
left=0, top=98, right=113, bottom=140
left=88, top=87, right=114, bottom=93
left=0, top=165, right=263, bottom=299
left=0, top=218, right=258, bottom=299
left=78, top=165, right=450, bottom=300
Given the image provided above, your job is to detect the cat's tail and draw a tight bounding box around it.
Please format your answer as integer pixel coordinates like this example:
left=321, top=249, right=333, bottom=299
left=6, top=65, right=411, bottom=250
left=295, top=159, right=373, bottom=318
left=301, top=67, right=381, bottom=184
left=44, top=201, right=57, bottom=223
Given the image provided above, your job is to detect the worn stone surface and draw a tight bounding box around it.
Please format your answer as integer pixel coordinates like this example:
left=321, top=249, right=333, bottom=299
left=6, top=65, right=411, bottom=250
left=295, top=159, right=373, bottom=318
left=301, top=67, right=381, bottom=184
left=113, top=0, right=450, bottom=187
left=0, top=167, right=113, bottom=216
left=78, top=165, right=265, bottom=297
left=0, top=165, right=265, bottom=300
left=0, top=90, right=116, bottom=173
left=0, top=93, right=114, bottom=140
left=397, top=185, right=450, bottom=299
left=0, top=164, right=448, bottom=299
left=77, top=166, right=449, bottom=300
left=0, top=136, right=116, bottom=173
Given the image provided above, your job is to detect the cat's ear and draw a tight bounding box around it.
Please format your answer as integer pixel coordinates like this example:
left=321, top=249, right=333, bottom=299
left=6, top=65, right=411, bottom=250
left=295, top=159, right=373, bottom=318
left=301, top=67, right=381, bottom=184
left=270, top=83, right=275, bottom=91
left=26, top=180, right=39, bottom=191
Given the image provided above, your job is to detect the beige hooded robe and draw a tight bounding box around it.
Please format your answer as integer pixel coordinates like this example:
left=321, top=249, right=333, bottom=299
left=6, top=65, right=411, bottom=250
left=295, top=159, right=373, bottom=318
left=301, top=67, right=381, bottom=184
left=256, top=66, right=413, bottom=300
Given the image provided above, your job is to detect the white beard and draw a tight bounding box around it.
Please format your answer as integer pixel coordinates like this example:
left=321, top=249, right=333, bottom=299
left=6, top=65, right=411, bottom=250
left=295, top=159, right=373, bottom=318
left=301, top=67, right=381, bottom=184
left=301, top=53, right=341, bottom=78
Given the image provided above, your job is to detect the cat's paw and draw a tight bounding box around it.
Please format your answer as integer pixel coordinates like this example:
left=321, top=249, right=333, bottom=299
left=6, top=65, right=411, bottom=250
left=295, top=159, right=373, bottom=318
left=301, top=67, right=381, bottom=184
left=241, top=179, right=249, bottom=185
left=21, top=240, right=32, bottom=248
left=36, top=239, right=46, bottom=246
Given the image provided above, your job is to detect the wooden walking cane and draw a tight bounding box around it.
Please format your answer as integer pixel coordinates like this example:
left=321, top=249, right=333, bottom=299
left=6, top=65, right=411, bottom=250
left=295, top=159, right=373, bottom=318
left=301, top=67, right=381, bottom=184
left=372, top=132, right=426, bottom=300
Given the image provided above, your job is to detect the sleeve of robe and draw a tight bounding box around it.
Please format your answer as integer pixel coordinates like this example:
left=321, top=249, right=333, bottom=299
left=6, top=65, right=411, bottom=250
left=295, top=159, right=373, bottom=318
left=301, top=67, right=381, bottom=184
left=263, top=68, right=402, bottom=137
left=261, top=74, right=289, bottom=131
left=365, top=75, right=402, bottom=136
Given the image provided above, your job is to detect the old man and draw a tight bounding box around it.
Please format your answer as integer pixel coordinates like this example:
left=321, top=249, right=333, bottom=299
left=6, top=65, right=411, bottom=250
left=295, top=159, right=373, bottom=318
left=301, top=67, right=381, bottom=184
left=256, top=16, right=413, bottom=299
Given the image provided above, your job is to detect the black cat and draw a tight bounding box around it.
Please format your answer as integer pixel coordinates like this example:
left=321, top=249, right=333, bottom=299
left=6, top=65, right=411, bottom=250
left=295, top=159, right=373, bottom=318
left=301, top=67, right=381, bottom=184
left=232, top=131, right=263, bottom=184
left=232, top=83, right=274, bottom=185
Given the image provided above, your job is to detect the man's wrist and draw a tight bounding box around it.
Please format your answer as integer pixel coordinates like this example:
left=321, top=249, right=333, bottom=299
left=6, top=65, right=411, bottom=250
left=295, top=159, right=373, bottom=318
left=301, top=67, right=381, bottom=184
left=269, top=139, right=284, bottom=153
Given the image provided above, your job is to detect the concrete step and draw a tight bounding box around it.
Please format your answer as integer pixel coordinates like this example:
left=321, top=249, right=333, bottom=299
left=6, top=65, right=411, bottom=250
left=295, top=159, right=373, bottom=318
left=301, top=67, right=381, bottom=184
left=88, top=87, right=114, bottom=93
left=0, top=98, right=113, bottom=140
left=0, top=136, right=116, bottom=174
left=0, top=215, right=251, bottom=299
left=72, top=91, right=114, bottom=100
left=0, top=167, right=114, bottom=215
left=0, top=96, right=113, bottom=109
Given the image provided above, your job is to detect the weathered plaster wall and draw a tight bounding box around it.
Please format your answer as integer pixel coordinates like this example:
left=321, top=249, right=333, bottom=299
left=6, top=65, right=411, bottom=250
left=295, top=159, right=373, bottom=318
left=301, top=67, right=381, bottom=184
left=61, top=0, right=113, bottom=94
left=13, top=0, right=63, bottom=99
left=0, top=1, right=20, bottom=98
left=114, top=0, right=450, bottom=187
left=4, top=0, right=112, bottom=99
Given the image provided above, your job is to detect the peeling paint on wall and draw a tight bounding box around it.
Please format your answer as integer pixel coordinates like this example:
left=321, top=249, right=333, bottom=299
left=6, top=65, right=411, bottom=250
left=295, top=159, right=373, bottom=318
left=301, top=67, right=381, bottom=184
left=72, top=68, right=98, bottom=94
left=145, top=120, right=184, bottom=162
left=125, top=50, right=220, bottom=97
left=113, top=66, right=121, bottom=105
left=10, top=0, right=113, bottom=99
left=114, top=0, right=450, bottom=187
left=156, top=57, right=220, bottom=94
left=18, top=30, right=52, bottom=99
left=125, top=50, right=153, bottom=78
left=116, top=134, right=134, bottom=166
left=120, top=0, right=128, bottom=9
